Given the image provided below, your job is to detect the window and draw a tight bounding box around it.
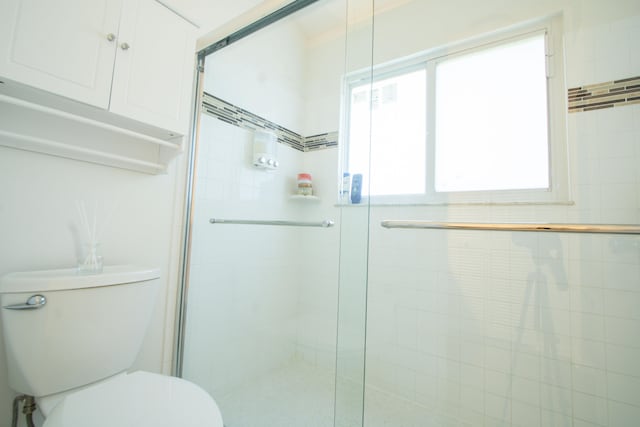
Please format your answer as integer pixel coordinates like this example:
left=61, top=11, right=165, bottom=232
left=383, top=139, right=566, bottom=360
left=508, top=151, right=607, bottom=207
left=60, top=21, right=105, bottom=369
left=343, top=16, right=567, bottom=204
left=348, top=68, right=427, bottom=196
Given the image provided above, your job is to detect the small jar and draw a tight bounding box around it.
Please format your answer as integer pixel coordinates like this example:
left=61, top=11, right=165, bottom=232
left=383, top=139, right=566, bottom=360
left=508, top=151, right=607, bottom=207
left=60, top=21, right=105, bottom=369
left=297, top=173, right=313, bottom=196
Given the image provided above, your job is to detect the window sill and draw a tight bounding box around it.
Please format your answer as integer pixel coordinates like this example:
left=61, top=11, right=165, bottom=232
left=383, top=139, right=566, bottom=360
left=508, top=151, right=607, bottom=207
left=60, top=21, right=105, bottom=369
left=335, top=200, right=576, bottom=207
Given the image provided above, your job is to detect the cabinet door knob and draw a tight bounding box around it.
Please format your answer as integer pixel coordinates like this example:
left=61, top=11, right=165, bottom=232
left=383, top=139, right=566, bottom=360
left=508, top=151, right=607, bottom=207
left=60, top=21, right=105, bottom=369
left=106, top=33, right=116, bottom=42
left=120, top=42, right=130, bottom=50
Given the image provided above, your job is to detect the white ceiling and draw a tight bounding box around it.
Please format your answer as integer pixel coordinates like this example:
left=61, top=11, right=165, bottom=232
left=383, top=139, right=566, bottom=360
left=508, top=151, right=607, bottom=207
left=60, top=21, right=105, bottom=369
left=288, top=0, right=346, bottom=40
left=160, top=0, right=269, bottom=35
left=285, top=0, right=414, bottom=42
left=161, top=0, right=413, bottom=44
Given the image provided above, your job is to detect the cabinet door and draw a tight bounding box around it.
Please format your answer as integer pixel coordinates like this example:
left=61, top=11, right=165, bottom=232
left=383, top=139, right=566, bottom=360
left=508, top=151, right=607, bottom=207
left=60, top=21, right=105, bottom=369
left=109, top=0, right=196, bottom=136
left=0, top=0, right=122, bottom=108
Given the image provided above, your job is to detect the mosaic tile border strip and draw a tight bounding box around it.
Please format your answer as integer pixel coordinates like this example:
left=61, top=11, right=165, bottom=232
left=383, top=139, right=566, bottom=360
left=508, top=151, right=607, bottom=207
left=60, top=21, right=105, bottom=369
left=568, top=76, right=640, bottom=113
left=202, top=92, right=337, bottom=152
left=305, top=131, right=339, bottom=152
left=202, top=92, right=303, bottom=151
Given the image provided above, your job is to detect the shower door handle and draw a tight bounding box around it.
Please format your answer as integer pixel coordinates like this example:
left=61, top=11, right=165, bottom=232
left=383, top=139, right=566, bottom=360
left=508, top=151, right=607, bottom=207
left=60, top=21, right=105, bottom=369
left=3, top=295, right=47, bottom=310
left=210, top=218, right=335, bottom=228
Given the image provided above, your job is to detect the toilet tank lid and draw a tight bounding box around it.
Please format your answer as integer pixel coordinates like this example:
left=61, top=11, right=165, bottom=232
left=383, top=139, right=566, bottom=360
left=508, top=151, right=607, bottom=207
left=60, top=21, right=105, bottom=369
left=0, top=265, right=160, bottom=293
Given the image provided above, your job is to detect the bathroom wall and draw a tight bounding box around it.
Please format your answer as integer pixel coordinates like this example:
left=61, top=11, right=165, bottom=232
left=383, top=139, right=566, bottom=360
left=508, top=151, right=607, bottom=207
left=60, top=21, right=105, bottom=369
left=293, top=149, right=341, bottom=370
left=0, top=143, right=188, bottom=424
left=183, top=114, right=306, bottom=395
left=303, top=27, right=347, bottom=136
left=204, top=17, right=306, bottom=132
left=292, top=23, right=347, bottom=370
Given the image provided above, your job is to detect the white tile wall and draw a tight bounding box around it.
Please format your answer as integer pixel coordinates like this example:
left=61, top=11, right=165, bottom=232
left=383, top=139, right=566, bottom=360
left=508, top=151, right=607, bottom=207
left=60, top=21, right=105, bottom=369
left=294, top=149, right=341, bottom=370
left=204, top=22, right=306, bottom=132
left=365, top=225, right=640, bottom=425
left=183, top=122, right=343, bottom=427
left=183, top=116, right=307, bottom=396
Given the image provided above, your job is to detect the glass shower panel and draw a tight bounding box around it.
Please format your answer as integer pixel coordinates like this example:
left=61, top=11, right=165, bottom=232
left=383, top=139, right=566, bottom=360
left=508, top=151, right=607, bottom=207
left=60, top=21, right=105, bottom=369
left=180, top=1, right=376, bottom=426
left=363, top=0, right=640, bottom=426
left=333, top=1, right=375, bottom=427
left=183, top=115, right=321, bottom=426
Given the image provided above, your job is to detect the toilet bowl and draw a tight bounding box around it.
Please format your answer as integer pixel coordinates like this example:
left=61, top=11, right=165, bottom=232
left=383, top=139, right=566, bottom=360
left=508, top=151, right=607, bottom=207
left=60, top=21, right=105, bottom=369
left=42, top=372, right=223, bottom=427
left=0, top=265, right=223, bottom=427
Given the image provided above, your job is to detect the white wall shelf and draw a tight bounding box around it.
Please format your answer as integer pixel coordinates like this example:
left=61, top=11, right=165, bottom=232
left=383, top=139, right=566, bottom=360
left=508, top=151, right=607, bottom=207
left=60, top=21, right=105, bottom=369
left=0, top=93, right=184, bottom=174
left=290, top=195, right=320, bottom=202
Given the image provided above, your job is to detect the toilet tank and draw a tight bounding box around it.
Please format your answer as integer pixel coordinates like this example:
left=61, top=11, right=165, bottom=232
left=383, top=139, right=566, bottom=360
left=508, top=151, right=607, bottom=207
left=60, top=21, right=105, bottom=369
left=0, top=265, right=160, bottom=397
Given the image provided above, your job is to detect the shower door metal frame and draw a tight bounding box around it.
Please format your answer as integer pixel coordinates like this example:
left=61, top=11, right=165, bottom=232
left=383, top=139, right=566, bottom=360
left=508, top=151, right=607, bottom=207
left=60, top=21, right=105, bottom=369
left=173, top=54, right=205, bottom=377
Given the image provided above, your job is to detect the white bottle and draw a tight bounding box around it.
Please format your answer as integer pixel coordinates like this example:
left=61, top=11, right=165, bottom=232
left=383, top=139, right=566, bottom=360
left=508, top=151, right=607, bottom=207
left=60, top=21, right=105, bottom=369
left=341, top=173, right=350, bottom=202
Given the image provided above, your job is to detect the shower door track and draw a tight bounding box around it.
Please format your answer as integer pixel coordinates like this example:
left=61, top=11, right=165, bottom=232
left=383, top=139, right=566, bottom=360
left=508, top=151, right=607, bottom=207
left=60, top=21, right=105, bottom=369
left=198, top=0, right=321, bottom=57
left=381, top=220, right=640, bottom=235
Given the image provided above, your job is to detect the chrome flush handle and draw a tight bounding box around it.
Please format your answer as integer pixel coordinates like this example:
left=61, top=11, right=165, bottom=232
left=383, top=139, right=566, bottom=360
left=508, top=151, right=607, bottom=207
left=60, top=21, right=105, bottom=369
left=3, top=295, right=47, bottom=310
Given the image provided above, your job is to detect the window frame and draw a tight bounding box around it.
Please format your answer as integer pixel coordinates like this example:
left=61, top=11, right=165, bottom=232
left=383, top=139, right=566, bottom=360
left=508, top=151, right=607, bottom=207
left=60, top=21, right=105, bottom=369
left=340, top=15, right=569, bottom=206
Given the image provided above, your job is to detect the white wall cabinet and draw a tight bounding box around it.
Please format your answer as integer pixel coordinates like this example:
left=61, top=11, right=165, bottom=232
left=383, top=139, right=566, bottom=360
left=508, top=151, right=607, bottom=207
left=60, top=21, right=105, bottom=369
left=109, top=0, right=196, bottom=136
left=0, top=0, right=196, bottom=137
left=0, top=0, right=121, bottom=110
left=0, top=0, right=196, bottom=173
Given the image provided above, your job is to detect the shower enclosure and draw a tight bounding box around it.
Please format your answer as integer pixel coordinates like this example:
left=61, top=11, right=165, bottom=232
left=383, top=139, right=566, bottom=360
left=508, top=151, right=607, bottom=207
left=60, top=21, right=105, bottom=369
left=177, top=1, right=640, bottom=426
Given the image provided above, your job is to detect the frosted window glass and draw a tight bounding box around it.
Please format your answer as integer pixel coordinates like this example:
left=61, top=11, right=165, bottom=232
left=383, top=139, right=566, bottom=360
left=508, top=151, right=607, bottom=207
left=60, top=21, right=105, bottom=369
left=434, top=34, right=549, bottom=192
left=349, top=69, right=426, bottom=196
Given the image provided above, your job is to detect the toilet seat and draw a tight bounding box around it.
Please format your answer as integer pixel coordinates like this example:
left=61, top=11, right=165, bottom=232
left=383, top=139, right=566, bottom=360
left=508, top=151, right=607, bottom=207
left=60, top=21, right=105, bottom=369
left=43, top=371, right=223, bottom=427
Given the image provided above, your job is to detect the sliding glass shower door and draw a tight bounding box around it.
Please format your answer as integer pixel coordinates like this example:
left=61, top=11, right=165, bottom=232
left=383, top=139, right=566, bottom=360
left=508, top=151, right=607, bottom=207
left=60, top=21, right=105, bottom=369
left=359, top=1, right=640, bottom=426
left=179, top=1, right=374, bottom=426
left=180, top=1, right=640, bottom=426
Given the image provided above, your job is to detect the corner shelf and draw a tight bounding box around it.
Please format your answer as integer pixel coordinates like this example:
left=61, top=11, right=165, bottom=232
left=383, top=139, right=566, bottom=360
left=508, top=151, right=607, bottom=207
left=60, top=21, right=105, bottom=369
left=0, top=93, right=183, bottom=174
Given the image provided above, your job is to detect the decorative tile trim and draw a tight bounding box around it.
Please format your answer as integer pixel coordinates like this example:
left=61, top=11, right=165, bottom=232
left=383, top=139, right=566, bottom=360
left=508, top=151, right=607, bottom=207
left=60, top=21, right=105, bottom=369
left=202, top=92, right=303, bottom=151
left=568, top=76, right=640, bottom=113
left=202, top=92, right=337, bottom=152
left=305, top=131, right=339, bottom=152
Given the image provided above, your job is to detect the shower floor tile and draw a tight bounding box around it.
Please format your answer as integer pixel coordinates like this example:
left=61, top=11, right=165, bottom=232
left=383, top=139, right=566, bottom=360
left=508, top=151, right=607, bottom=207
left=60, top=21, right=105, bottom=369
left=215, top=362, right=467, bottom=427
left=216, top=362, right=335, bottom=427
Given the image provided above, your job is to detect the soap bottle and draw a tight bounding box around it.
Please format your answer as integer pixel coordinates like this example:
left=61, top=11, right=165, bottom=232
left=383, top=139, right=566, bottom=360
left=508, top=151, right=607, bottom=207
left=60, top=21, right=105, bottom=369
left=341, top=173, right=350, bottom=202
left=351, top=174, right=362, bottom=204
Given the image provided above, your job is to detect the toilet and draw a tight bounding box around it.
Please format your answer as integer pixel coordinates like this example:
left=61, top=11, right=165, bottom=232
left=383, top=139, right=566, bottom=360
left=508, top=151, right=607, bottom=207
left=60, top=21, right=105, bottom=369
left=0, top=265, right=223, bottom=427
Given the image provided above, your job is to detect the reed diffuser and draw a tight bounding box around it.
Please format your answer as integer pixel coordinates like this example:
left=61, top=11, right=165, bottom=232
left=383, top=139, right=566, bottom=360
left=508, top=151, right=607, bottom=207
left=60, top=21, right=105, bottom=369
left=76, top=201, right=103, bottom=274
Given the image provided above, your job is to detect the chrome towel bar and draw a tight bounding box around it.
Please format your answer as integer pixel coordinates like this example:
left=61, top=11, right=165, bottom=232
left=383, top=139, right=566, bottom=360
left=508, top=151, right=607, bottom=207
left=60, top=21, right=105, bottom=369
left=210, top=218, right=335, bottom=228
left=380, top=221, right=640, bottom=235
